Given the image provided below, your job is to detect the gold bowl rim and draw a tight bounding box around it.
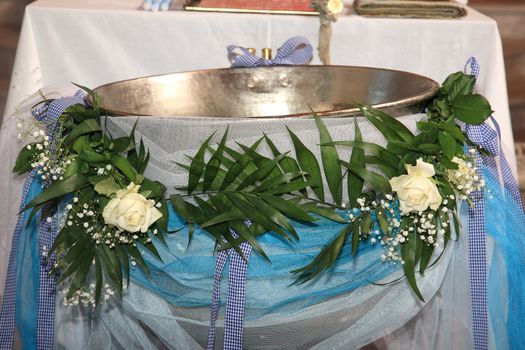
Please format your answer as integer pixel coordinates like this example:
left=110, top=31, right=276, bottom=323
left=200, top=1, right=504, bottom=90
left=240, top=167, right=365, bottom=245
left=89, top=65, right=440, bottom=118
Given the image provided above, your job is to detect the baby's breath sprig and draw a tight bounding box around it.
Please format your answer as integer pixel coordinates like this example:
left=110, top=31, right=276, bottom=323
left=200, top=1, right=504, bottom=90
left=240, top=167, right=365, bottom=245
left=447, top=150, right=485, bottom=201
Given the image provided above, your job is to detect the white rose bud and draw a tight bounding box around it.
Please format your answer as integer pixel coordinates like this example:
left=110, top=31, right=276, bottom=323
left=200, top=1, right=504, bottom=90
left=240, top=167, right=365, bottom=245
left=389, top=158, right=442, bottom=214
left=102, top=182, right=162, bottom=233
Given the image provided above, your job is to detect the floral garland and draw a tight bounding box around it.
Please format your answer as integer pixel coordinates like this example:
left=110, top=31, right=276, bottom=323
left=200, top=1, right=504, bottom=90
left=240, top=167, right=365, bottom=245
left=14, top=91, right=169, bottom=306
left=14, top=72, right=492, bottom=306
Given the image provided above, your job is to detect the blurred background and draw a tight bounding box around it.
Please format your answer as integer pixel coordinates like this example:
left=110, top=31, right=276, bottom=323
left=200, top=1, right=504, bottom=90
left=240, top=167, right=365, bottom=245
left=0, top=0, right=524, bottom=194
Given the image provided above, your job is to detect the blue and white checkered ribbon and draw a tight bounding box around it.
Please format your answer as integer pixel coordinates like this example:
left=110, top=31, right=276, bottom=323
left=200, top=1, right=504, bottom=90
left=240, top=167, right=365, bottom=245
left=0, top=169, right=37, bottom=350
left=205, top=37, right=312, bottom=349
left=142, top=0, right=172, bottom=12
left=228, top=36, right=313, bottom=68
left=463, top=57, right=523, bottom=350
left=207, top=230, right=252, bottom=350
left=0, top=91, right=86, bottom=350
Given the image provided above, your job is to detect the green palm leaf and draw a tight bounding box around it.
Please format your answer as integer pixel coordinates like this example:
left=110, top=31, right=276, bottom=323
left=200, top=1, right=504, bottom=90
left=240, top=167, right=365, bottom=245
left=292, top=223, right=352, bottom=283
left=313, top=112, right=343, bottom=206
left=299, top=203, right=347, bottom=223
left=365, top=107, right=415, bottom=144
left=340, top=160, right=392, bottom=194
left=400, top=231, right=425, bottom=301
left=201, top=208, right=245, bottom=228
left=23, top=173, right=89, bottom=211
left=365, top=156, right=399, bottom=178
left=265, top=135, right=308, bottom=196
left=288, top=127, right=324, bottom=201
left=203, top=128, right=228, bottom=191
left=348, top=120, right=365, bottom=208
left=236, top=153, right=287, bottom=190
left=363, top=110, right=403, bottom=143
left=225, top=192, right=293, bottom=242
left=221, top=152, right=252, bottom=191
left=94, top=252, right=103, bottom=304
left=243, top=193, right=299, bottom=240
left=328, top=140, right=400, bottom=169
left=259, top=194, right=315, bottom=222
left=187, top=133, right=214, bottom=194
left=254, top=171, right=306, bottom=193
left=266, top=178, right=312, bottom=195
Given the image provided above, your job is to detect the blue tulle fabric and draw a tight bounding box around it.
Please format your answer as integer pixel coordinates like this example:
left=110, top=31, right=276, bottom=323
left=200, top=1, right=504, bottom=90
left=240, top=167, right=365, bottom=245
left=14, top=176, right=42, bottom=349
left=484, top=170, right=525, bottom=350
left=130, top=208, right=401, bottom=319
left=12, top=166, right=525, bottom=348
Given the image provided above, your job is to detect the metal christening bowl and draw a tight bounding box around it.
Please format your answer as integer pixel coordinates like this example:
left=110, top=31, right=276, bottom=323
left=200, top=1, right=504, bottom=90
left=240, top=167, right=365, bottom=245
left=92, top=66, right=439, bottom=118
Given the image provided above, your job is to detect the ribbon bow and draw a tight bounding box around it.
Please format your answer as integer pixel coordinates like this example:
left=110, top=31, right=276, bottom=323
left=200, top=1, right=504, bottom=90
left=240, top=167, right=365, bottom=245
left=228, top=36, right=313, bottom=68
left=462, top=56, right=522, bottom=206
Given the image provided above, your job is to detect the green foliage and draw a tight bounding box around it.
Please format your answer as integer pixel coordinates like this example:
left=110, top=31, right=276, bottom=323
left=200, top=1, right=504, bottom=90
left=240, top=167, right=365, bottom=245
left=17, top=89, right=168, bottom=306
left=347, top=120, right=365, bottom=208
left=288, top=127, right=325, bottom=201
left=340, top=160, right=392, bottom=194
left=170, top=71, right=491, bottom=301
left=292, top=223, right=353, bottom=283
left=13, top=144, right=38, bottom=174
left=63, top=119, right=101, bottom=145
left=14, top=70, right=492, bottom=305
left=451, top=94, right=493, bottom=125
left=400, top=230, right=425, bottom=301
left=314, top=112, right=343, bottom=206
left=23, top=173, right=89, bottom=211
left=427, top=71, right=492, bottom=125
left=94, top=176, right=120, bottom=196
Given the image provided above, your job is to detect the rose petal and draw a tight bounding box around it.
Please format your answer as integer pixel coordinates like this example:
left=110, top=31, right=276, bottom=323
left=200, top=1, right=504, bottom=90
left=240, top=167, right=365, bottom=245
left=406, top=158, right=435, bottom=178
left=116, top=198, right=138, bottom=217
left=102, top=198, right=120, bottom=226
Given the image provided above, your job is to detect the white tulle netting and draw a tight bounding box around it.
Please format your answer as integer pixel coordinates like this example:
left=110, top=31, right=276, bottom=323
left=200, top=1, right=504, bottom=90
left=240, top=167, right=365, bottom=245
left=0, top=86, right=477, bottom=350
left=56, top=108, right=474, bottom=349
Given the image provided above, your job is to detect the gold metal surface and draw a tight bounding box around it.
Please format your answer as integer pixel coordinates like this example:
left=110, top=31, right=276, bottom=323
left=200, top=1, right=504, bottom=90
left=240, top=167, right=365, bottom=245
left=261, top=48, right=273, bottom=60
left=91, top=65, right=439, bottom=119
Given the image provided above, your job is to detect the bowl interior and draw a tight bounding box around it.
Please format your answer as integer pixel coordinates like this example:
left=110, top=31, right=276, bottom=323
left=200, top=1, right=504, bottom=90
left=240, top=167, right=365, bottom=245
left=92, top=66, right=439, bottom=118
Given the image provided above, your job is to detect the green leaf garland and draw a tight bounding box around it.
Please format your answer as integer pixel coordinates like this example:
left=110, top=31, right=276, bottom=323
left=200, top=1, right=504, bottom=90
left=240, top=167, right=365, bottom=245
left=14, top=71, right=492, bottom=305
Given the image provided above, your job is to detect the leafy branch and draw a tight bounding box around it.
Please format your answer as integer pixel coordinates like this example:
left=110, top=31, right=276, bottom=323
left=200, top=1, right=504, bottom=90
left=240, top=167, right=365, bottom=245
left=12, top=71, right=493, bottom=304
left=14, top=88, right=169, bottom=305
left=173, top=71, right=492, bottom=301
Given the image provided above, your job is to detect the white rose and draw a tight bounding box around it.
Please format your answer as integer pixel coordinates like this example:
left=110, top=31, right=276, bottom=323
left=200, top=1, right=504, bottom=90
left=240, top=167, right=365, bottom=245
left=102, top=182, right=162, bottom=233
left=389, top=158, right=442, bottom=214
left=326, top=0, right=344, bottom=15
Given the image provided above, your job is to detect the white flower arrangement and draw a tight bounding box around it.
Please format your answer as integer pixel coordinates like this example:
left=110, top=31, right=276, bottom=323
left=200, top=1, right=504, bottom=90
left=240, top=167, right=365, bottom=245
left=14, top=71, right=493, bottom=305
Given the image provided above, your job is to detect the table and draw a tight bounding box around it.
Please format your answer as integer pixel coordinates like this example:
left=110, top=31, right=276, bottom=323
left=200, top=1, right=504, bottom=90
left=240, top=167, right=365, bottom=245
left=1, top=0, right=516, bottom=292
left=0, top=1, right=519, bottom=348
left=2, top=0, right=514, bottom=172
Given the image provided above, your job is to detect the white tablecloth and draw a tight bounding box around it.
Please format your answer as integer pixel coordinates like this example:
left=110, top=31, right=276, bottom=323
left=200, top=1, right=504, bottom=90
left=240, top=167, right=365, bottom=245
left=2, top=0, right=513, bottom=173
left=0, top=0, right=515, bottom=339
